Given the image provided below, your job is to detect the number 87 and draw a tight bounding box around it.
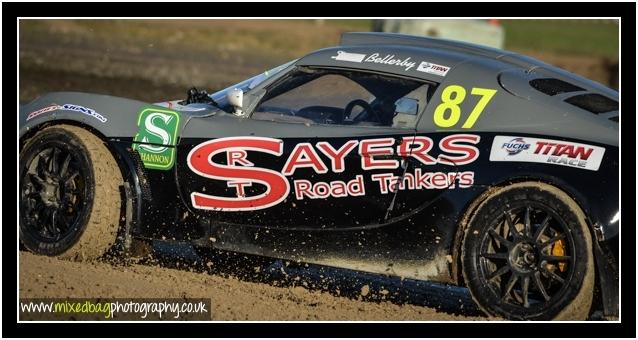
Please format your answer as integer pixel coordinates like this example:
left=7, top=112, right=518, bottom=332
left=433, top=85, right=497, bottom=129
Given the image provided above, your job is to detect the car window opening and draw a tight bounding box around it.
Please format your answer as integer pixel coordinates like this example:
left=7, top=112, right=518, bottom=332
left=251, top=68, right=438, bottom=129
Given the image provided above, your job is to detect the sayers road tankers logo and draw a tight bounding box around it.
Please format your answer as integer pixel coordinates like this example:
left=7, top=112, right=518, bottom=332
left=132, top=108, right=180, bottom=170
left=187, top=135, right=480, bottom=211
left=188, top=137, right=290, bottom=211
left=416, top=61, right=450, bottom=77
left=26, top=104, right=107, bottom=122
left=490, top=136, right=605, bottom=171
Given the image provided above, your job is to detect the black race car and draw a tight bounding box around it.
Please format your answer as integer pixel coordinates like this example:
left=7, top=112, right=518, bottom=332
left=19, top=32, right=619, bottom=320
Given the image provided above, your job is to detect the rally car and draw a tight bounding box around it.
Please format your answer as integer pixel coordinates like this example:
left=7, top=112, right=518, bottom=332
left=19, top=32, right=619, bottom=320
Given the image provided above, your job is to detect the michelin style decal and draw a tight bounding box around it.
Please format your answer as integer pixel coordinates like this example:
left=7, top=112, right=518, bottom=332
left=26, top=104, right=108, bottom=122
left=331, top=51, right=449, bottom=76
left=490, top=136, right=605, bottom=171
left=133, top=107, right=180, bottom=170
left=187, top=135, right=480, bottom=211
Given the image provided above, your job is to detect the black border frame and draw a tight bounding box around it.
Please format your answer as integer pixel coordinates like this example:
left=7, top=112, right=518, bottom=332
left=4, top=2, right=635, bottom=338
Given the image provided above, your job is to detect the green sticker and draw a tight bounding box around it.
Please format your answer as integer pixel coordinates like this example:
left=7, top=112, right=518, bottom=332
left=132, top=107, right=180, bottom=170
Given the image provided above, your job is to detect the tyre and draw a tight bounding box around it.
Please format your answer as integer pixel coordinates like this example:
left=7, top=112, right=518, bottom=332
left=19, top=125, right=123, bottom=261
left=461, top=182, right=594, bottom=320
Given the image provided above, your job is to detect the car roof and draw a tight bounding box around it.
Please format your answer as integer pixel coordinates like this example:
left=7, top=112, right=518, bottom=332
left=296, top=32, right=617, bottom=100
left=293, top=32, right=617, bottom=146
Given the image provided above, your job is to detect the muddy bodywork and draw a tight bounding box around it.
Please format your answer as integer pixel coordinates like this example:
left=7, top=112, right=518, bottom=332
left=19, top=33, right=619, bottom=315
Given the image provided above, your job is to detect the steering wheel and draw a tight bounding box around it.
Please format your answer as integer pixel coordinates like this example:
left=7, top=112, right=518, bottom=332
left=343, top=99, right=382, bottom=123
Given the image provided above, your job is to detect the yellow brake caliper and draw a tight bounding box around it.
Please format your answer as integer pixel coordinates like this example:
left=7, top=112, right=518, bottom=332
left=551, top=239, right=568, bottom=272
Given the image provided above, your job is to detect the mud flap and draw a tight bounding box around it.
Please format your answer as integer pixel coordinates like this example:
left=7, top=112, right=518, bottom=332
left=593, top=238, right=619, bottom=317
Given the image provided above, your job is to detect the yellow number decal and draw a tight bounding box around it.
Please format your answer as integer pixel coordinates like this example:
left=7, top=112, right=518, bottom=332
left=461, top=87, right=497, bottom=128
left=433, top=85, right=466, bottom=128
left=433, top=86, right=497, bottom=129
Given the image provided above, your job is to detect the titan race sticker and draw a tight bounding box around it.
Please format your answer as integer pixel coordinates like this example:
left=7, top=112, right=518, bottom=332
left=187, top=135, right=480, bottom=211
left=416, top=61, right=450, bottom=77
left=489, top=136, right=605, bottom=171
left=133, top=107, right=180, bottom=170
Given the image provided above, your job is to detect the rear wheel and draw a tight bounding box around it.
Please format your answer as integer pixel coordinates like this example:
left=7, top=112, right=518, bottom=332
left=19, top=125, right=123, bottom=260
left=462, top=182, right=594, bottom=320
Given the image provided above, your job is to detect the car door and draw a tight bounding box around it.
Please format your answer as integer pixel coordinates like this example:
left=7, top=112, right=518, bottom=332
left=177, top=67, right=442, bottom=229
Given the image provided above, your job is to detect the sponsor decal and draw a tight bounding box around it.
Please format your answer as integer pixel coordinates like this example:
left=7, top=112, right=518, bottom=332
left=25, top=104, right=108, bottom=122
left=416, top=61, right=450, bottom=77
left=372, top=170, right=474, bottom=194
left=364, top=53, right=416, bottom=71
left=26, top=105, right=60, bottom=121
left=490, top=136, right=605, bottom=171
left=60, top=104, right=108, bottom=123
left=330, top=51, right=416, bottom=71
left=187, top=134, right=480, bottom=211
left=132, top=107, right=180, bottom=170
left=331, top=51, right=366, bottom=63
left=188, top=137, right=289, bottom=211
left=501, top=137, right=530, bottom=155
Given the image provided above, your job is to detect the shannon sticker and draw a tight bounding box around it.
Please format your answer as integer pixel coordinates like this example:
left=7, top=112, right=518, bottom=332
left=490, top=136, right=605, bottom=171
left=416, top=61, right=450, bottom=77
left=133, top=107, right=180, bottom=170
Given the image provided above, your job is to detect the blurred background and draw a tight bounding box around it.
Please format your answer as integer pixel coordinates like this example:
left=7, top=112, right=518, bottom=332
left=19, top=19, right=619, bottom=103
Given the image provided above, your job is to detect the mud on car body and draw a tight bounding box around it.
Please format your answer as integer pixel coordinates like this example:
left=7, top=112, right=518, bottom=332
left=19, top=32, right=619, bottom=320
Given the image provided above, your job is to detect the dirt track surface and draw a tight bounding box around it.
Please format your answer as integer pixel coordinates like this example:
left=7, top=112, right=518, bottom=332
left=19, top=252, right=487, bottom=321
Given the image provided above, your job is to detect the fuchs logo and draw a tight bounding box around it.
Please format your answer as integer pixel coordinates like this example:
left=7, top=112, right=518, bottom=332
left=133, top=108, right=180, bottom=170
left=501, top=137, right=530, bottom=155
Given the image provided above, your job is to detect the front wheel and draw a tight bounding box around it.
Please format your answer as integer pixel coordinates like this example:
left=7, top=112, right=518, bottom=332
left=19, top=125, right=123, bottom=261
left=462, top=182, right=594, bottom=320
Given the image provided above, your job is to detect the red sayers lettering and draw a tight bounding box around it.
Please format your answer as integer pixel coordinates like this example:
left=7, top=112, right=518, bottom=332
left=187, top=135, right=481, bottom=211
left=187, top=137, right=290, bottom=211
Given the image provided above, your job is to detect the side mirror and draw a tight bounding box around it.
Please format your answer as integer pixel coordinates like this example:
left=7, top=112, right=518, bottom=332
left=394, top=97, right=418, bottom=116
left=227, top=88, right=244, bottom=115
